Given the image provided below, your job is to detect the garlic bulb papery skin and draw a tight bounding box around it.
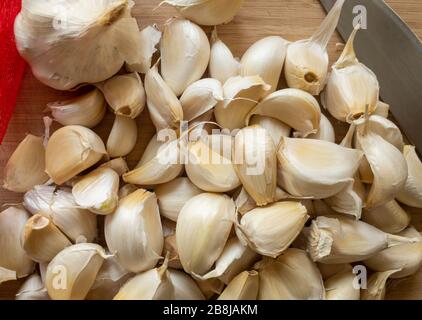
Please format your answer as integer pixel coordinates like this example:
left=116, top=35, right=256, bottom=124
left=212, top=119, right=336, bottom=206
left=162, top=0, right=244, bottom=26
left=249, top=115, right=292, bottom=146
left=45, top=125, right=107, bottom=185
left=218, top=271, right=259, bottom=300
left=100, top=157, right=129, bottom=176
left=123, top=135, right=183, bottom=186
left=177, top=193, right=236, bottom=276
left=107, top=115, right=138, bottom=158
left=362, top=200, right=411, bottom=234
left=72, top=167, right=120, bottom=215
left=194, top=237, right=259, bottom=283
left=195, top=278, right=225, bottom=299
left=355, top=129, right=408, bottom=209
left=105, top=189, right=163, bottom=273
left=361, top=269, right=400, bottom=300
left=210, top=28, right=241, bottom=84
left=241, top=36, right=289, bottom=94
left=215, top=76, right=270, bottom=130
left=45, top=243, right=107, bottom=300
left=14, top=0, right=142, bottom=90
left=168, top=269, right=205, bottom=300
left=164, top=234, right=183, bottom=269
left=16, top=274, right=49, bottom=300
left=22, top=214, right=72, bottom=263
left=155, top=177, right=203, bottom=222
left=233, top=126, right=277, bottom=206
left=180, top=78, right=223, bottom=122
left=284, top=0, right=345, bottom=95
left=247, top=88, right=321, bottom=138
left=277, top=137, right=363, bottom=199
left=161, top=18, right=210, bottom=96
left=325, top=268, right=360, bottom=300
left=364, top=227, right=422, bottom=279
left=145, top=63, right=184, bottom=131
left=236, top=201, right=309, bottom=258
left=23, top=186, right=98, bottom=243
left=126, top=25, right=162, bottom=74
left=323, top=26, right=380, bottom=122
left=374, top=101, right=390, bottom=118
left=255, top=249, right=325, bottom=300
left=308, top=113, right=335, bottom=143
left=99, top=72, right=146, bottom=119
left=307, top=216, right=418, bottom=264
left=396, top=145, right=422, bottom=208
left=3, top=134, right=49, bottom=193
left=186, top=139, right=241, bottom=193
left=0, top=207, right=34, bottom=283
left=48, top=89, right=106, bottom=128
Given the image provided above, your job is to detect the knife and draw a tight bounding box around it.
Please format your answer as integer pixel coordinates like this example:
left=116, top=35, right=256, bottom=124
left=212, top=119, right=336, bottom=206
left=320, top=0, right=422, bottom=153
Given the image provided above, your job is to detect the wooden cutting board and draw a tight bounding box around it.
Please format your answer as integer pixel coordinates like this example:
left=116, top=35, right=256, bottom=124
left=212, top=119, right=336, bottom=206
left=1, top=0, right=421, bottom=300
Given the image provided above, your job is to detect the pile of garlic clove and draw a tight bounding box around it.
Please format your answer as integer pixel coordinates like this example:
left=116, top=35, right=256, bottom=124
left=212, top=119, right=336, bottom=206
left=2, top=0, right=421, bottom=301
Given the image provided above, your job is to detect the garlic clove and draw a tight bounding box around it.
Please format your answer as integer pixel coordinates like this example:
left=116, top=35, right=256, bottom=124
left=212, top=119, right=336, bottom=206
left=307, top=113, right=336, bottom=143
left=45, top=125, right=107, bottom=185
left=361, top=269, right=401, bottom=300
left=106, top=115, right=138, bottom=158
left=218, top=271, right=259, bottom=300
left=325, top=268, right=360, bottom=300
left=168, top=269, right=205, bottom=300
left=100, top=157, right=129, bottom=176
left=48, top=89, right=106, bottom=128
left=22, top=214, right=72, bottom=263
left=164, top=234, right=183, bottom=270
left=0, top=267, right=17, bottom=285
left=3, top=134, right=49, bottom=193
left=195, top=278, right=225, bottom=299
left=241, top=36, right=289, bottom=94
left=247, top=88, right=321, bottom=138
left=118, top=184, right=138, bottom=198
left=16, top=273, right=49, bottom=300
left=72, top=167, right=120, bottom=215
left=162, top=218, right=177, bottom=238
left=249, top=115, right=291, bottom=146
left=396, top=145, right=422, bottom=208
left=215, top=76, right=270, bottom=130
left=374, top=101, right=390, bottom=118
left=105, top=189, right=163, bottom=273
left=317, top=262, right=353, bottom=280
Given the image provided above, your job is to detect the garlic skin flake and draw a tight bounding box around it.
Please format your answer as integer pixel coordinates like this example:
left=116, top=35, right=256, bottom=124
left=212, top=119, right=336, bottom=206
left=16, top=274, right=49, bottom=300
left=218, top=271, right=259, bottom=300
left=249, top=115, right=291, bottom=146
left=161, top=18, right=210, bottom=96
left=168, top=269, right=205, bottom=300
left=396, top=145, right=422, bottom=208
left=374, top=101, right=390, bottom=118
left=308, top=113, right=335, bottom=143
left=14, top=0, right=142, bottom=90
left=361, top=269, right=400, bottom=300
left=107, top=115, right=138, bottom=158
left=325, top=268, right=360, bottom=300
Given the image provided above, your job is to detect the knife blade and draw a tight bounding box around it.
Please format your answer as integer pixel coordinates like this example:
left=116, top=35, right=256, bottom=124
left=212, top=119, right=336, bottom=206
left=320, top=0, right=422, bottom=152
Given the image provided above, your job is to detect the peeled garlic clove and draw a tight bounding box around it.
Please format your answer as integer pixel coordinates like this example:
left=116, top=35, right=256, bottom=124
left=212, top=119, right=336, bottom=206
left=249, top=115, right=291, bottom=146
left=374, top=101, right=390, bottom=118
left=247, top=88, right=321, bottom=138
left=23, top=186, right=98, bottom=243
left=14, top=0, right=142, bottom=90
left=100, top=157, right=129, bottom=176
left=186, top=139, right=241, bottom=193
left=45, top=243, right=107, bottom=300
left=308, top=113, right=335, bottom=143
left=164, top=234, right=183, bottom=270
left=210, top=28, right=240, bottom=84
left=277, top=137, right=363, bottom=199
left=22, top=214, right=72, bottom=263
left=177, top=193, right=235, bottom=276
left=162, top=0, right=244, bottom=26
left=356, top=130, right=408, bottom=208
left=215, top=76, right=270, bottom=130
left=48, top=89, right=106, bottom=128
left=145, top=63, right=184, bottom=131
left=155, top=177, right=203, bottom=222
left=256, top=249, right=325, bottom=300
left=16, top=273, right=49, bottom=300
left=307, top=216, right=418, bottom=264
left=233, top=126, right=277, bottom=206
left=114, top=262, right=174, bottom=300
left=218, top=271, right=259, bottom=300
left=180, top=78, right=223, bottom=122
left=361, top=269, right=401, bottom=300
left=72, top=167, right=119, bottom=215
left=168, top=269, right=205, bottom=300
left=364, top=227, right=422, bottom=279
left=106, top=115, right=138, bottom=158
left=105, top=189, right=163, bottom=273
left=3, top=134, right=49, bottom=193
left=325, top=268, right=360, bottom=300
left=284, top=0, right=345, bottom=95
left=241, top=36, right=289, bottom=93
left=362, top=200, right=411, bottom=234
left=161, top=18, right=210, bottom=96
left=123, top=135, right=183, bottom=186
left=46, top=125, right=107, bottom=185
left=236, top=201, right=308, bottom=258
left=325, top=178, right=365, bottom=219
left=0, top=207, right=34, bottom=281
left=396, top=145, right=422, bottom=208
left=323, top=26, right=380, bottom=122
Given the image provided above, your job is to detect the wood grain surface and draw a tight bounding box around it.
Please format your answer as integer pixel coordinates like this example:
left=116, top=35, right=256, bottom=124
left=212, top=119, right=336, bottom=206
left=1, top=0, right=421, bottom=300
